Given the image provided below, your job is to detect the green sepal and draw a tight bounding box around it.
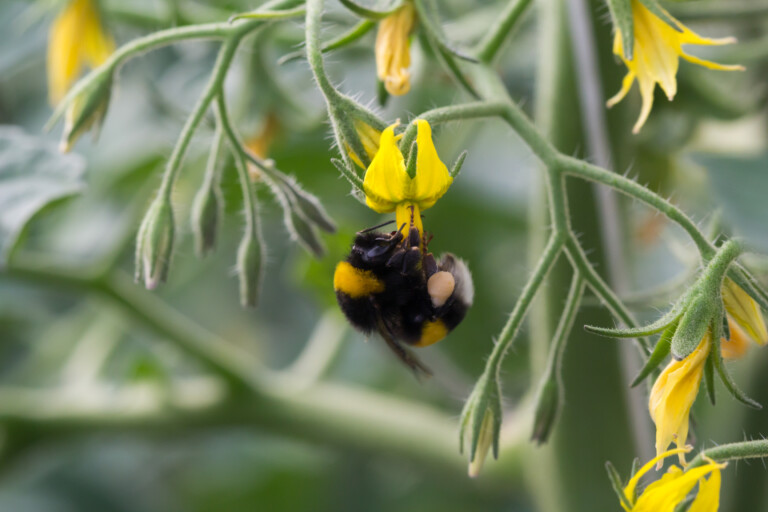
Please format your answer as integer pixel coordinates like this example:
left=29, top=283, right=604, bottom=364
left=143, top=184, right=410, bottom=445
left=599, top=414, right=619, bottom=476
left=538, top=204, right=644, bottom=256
left=713, top=349, right=762, bottom=409
left=604, top=0, right=634, bottom=60
left=330, top=157, right=364, bottom=192
left=338, top=0, right=404, bottom=20
left=605, top=461, right=633, bottom=510
left=585, top=307, right=681, bottom=339
left=631, top=316, right=678, bottom=387
left=637, top=0, right=683, bottom=32
left=704, top=347, right=716, bottom=406
left=450, top=150, right=467, bottom=179
left=671, top=293, right=716, bottom=359
left=459, top=371, right=502, bottom=463
left=405, top=141, right=418, bottom=179
left=272, top=171, right=337, bottom=234
left=278, top=19, right=376, bottom=65
left=377, top=79, right=389, bottom=108
left=729, top=266, right=768, bottom=313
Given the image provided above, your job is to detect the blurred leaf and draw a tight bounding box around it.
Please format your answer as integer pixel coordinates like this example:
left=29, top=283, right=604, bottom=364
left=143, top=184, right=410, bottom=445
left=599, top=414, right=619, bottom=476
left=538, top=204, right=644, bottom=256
left=692, top=152, right=768, bottom=252
left=0, top=126, right=85, bottom=264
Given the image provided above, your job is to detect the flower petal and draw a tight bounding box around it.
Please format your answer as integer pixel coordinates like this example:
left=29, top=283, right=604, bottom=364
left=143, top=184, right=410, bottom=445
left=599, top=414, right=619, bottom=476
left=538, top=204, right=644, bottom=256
left=411, top=119, right=452, bottom=210
left=363, top=123, right=409, bottom=212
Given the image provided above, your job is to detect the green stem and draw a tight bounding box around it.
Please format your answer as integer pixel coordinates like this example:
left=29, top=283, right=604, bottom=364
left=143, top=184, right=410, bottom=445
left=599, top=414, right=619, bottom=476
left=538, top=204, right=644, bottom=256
left=487, top=233, right=566, bottom=372
left=215, top=94, right=260, bottom=236
left=558, top=155, right=715, bottom=260
left=689, top=439, right=768, bottom=468
left=475, top=0, right=534, bottom=64
left=158, top=39, right=240, bottom=199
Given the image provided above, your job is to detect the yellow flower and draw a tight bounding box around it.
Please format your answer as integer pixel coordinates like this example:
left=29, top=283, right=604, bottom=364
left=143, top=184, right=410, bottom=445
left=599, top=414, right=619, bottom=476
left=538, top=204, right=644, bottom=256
left=245, top=113, right=280, bottom=180
left=47, top=0, right=115, bottom=106
left=722, top=278, right=768, bottom=345
left=621, top=447, right=725, bottom=512
left=375, top=3, right=417, bottom=96
left=363, top=120, right=452, bottom=235
left=649, top=333, right=710, bottom=464
left=607, top=0, right=743, bottom=134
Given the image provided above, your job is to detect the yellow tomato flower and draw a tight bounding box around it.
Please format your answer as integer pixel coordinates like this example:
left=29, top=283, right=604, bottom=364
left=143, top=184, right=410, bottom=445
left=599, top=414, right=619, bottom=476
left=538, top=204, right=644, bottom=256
left=621, top=447, right=724, bottom=512
left=363, top=120, right=452, bottom=235
left=649, top=333, right=710, bottom=465
left=607, top=0, right=743, bottom=134
left=722, top=278, right=768, bottom=345
left=375, top=3, right=416, bottom=96
left=47, top=0, right=115, bottom=106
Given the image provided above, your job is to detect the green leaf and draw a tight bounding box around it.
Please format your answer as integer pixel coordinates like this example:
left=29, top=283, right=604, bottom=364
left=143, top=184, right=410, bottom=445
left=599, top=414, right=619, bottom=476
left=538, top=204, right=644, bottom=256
left=605, top=461, right=633, bottom=510
left=605, top=0, right=634, bottom=60
left=0, top=126, right=85, bottom=265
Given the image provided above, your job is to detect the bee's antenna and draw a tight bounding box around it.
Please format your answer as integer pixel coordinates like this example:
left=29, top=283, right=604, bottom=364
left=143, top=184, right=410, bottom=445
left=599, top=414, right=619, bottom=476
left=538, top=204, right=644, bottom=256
left=358, top=220, right=396, bottom=233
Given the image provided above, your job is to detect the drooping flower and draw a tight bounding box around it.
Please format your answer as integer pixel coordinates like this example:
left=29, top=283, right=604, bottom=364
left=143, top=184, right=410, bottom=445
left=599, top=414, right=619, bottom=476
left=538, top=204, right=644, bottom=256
left=619, top=447, right=725, bottom=512
left=649, top=333, right=710, bottom=464
left=721, top=278, right=768, bottom=345
left=362, top=120, right=452, bottom=235
left=375, top=3, right=417, bottom=96
left=47, top=0, right=115, bottom=106
left=607, top=0, right=743, bottom=133
left=721, top=318, right=750, bottom=360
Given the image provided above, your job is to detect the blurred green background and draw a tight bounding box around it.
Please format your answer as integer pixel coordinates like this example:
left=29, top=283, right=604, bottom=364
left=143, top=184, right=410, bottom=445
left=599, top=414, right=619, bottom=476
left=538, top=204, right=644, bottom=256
left=1, top=0, right=768, bottom=511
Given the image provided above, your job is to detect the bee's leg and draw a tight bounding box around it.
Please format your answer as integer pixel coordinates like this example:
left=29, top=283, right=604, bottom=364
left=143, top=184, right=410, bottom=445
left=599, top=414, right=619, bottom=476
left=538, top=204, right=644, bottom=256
left=379, top=330, right=432, bottom=379
left=357, top=220, right=396, bottom=234
left=423, top=253, right=438, bottom=278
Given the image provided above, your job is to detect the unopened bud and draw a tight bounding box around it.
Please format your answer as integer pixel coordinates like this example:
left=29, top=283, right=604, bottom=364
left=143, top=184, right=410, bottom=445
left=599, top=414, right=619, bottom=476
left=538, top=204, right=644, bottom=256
left=59, top=72, right=112, bottom=153
left=237, top=230, right=264, bottom=308
left=191, top=182, right=221, bottom=256
left=468, top=408, right=495, bottom=478
left=135, top=197, right=175, bottom=290
left=531, top=377, right=561, bottom=445
left=459, top=373, right=502, bottom=478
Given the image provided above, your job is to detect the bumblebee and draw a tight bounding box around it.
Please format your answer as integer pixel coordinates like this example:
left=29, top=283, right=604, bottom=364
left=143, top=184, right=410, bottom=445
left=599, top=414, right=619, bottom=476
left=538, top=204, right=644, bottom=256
left=333, top=216, right=473, bottom=377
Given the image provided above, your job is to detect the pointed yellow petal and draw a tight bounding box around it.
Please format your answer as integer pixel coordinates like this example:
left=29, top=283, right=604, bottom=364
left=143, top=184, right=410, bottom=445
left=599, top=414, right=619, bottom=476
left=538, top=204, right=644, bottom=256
left=722, top=278, right=768, bottom=345
left=411, top=119, right=452, bottom=210
left=623, top=447, right=692, bottom=502
left=633, top=462, right=721, bottom=512
left=632, top=74, right=656, bottom=134
left=688, top=468, right=723, bottom=512
left=363, top=123, right=409, bottom=212
left=680, top=52, right=745, bottom=72
left=607, top=71, right=636, bottom=108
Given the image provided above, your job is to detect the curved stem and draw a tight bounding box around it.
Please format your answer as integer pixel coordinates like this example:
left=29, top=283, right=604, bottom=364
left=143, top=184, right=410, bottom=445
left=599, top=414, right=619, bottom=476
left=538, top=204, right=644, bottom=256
left=689, top=439, right=768, bottom=468
left=475, top=0, right=534, bottom=64
left=487, top=233, right=566, bottom=372
left=558, top=155, right=715, bottom=260
left=158, top=39, right=239, bottom=199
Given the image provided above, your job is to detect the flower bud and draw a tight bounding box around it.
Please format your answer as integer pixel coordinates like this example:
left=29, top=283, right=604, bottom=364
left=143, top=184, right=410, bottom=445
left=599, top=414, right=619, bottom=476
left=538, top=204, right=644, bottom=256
left=135, top=197, right=175, bottom=290
left=459, top=373, right=502, bottom=478
left=531, top=377, right=560, bottom=445
left=59, top=72, right=112, bottom=153
left=237, top=230, right=264, bottom=308
left=191, top=181, right=221, bottom=256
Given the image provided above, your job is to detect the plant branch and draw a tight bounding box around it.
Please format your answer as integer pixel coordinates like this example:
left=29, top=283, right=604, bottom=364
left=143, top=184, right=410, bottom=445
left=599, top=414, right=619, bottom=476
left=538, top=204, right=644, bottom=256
left=487, top=233, right=566, bottom=372
left=475, top=0, right=534, bottom=64
left=689, top=439, right=768, bottom=468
